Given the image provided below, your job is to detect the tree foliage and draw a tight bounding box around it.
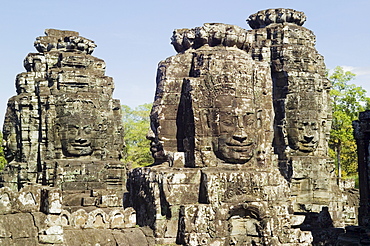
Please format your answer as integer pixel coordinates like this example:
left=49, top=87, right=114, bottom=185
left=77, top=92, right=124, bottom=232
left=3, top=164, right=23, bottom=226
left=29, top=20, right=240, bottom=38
left=329, top=66, right=370, bottom=178
left=122, top=103, right=154, bottom=168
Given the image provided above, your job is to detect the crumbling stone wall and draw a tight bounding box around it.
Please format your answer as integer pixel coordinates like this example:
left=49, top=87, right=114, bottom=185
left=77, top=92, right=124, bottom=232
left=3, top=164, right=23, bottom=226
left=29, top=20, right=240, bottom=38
left=0, top=185, right=154, bottom=245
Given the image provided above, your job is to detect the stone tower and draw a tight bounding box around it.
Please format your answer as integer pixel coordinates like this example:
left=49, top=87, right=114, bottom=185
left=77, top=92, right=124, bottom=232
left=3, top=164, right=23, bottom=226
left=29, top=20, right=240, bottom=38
left=127, top=8, right=354, bottom=245
left=1, top=29, right=125, bottom=190
left=0, top=29, right=146, bottom=246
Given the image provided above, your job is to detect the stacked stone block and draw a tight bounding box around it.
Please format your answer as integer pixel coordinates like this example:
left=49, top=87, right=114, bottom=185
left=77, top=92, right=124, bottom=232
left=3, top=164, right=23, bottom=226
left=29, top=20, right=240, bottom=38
left=0, top=185, right=144, bottom=245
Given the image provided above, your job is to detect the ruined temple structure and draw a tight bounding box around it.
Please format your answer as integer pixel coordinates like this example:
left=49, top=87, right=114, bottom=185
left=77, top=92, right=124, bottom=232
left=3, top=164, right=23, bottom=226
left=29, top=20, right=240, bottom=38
left=0, top=8, right=360, bottom=246
left=0, top=29, right=154, bottom=245
left=2, top=29, right=125, bottom=190
left=338, top=111, right=370, bottom=244
left=128, top=8, right=358, bottom=245
left=354, top=112, right=370, bottom=228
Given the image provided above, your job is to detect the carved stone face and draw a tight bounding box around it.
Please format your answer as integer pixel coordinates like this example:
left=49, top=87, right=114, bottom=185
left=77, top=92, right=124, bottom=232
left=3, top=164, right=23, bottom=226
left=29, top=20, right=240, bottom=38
left=58, top=115, right=94, bottom=157
left=287, top=118, right=319, bottom=152
left=211, top=97, right=257, bottom=164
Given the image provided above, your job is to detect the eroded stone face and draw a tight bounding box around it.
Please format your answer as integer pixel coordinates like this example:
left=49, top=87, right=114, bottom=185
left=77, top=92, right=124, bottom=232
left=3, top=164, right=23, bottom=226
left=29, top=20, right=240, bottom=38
left=58, top=114, right=95, bottom=157
left=210, top=97, right=257, bottom=164
left=287, top=118, right=320, bottom=152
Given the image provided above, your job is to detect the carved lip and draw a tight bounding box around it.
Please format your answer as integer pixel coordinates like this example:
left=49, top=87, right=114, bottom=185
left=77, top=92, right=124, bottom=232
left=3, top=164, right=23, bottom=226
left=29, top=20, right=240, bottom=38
left=71, top=143, right=91, bottom=148
left=299, top=142, right=317, bottom=147
left=226, top=142, right=254, bottom=152
left=299, top=143, right=317, bottom=151
left=226, top=142, right=254, bottom=147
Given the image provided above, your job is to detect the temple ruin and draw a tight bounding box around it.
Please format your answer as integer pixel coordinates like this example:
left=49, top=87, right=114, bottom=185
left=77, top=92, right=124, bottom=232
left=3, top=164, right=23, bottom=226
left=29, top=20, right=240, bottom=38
left=0, top=29, right=145, bottom=245
left=0, top=8, right=362, bottom=246
left=132, top=8, right=356, bottom=245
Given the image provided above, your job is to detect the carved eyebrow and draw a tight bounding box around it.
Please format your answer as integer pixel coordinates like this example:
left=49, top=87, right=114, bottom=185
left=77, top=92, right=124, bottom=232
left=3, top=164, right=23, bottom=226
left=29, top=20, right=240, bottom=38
left=218, top=109, right=234, bottom=114
left=67, top=124, right=79, bottom=128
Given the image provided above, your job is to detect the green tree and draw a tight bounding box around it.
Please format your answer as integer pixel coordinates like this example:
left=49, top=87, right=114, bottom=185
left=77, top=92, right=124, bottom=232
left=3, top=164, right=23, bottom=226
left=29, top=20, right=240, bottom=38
left=122, top=103, right=154, bottom=168
left=329, top=66, right=370, bottom=178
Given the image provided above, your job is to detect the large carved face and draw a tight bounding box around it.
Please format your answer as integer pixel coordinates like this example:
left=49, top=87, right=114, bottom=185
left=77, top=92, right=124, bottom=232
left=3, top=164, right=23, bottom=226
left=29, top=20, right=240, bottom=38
left=287, top=118, right=319, bottom=152
left=58, top=114, right=95, bottom=157
left=211, top=96, right=257, bottom=164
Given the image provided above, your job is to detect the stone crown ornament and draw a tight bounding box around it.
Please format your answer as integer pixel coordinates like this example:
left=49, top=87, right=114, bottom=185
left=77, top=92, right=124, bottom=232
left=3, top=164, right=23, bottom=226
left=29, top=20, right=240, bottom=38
left=34, top=29, right=96, bottom=54
left=247, top=8, right=306, bottom=29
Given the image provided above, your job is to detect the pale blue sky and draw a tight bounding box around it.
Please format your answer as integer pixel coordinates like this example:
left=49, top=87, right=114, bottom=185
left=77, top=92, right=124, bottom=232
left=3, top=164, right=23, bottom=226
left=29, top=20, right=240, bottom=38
left=1, top=0, right=370, bottom=125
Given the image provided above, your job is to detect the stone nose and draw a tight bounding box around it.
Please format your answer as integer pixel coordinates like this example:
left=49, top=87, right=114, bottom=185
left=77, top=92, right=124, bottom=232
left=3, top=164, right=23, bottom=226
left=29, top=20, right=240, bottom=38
left=233, top=118, right=249, bottom=142
left=233, top=135, right=248, bottom=143
left=75, top=138, right=88, bottom=144
left=304, top=135, right=314, bottom=142
left=146, top=128, right=155, bottom=140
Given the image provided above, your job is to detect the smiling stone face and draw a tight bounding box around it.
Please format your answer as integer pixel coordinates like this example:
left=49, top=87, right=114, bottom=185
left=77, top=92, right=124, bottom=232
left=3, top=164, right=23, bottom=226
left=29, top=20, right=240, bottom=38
left=287, top=117, right=320, bottom=153
left=210, top=96, right=257, bottom=164
left=51, top=96, right=125, bottom=161
left=59, top=117, right=94, bottom=157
